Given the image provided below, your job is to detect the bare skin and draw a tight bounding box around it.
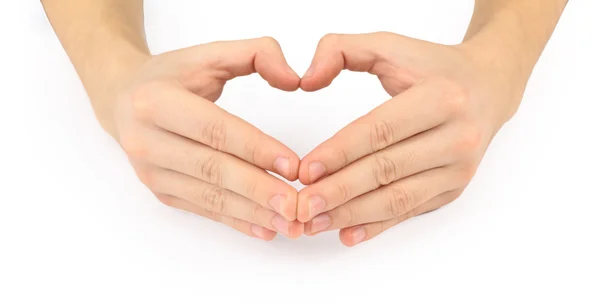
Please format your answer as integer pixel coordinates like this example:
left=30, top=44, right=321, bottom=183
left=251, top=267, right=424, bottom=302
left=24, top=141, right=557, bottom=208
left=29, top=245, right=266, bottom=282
left=298, top=0, right=569, bottom=246
left=42, top=0, right=568, bottom=245
left=42, top=0, right=304, bottom=241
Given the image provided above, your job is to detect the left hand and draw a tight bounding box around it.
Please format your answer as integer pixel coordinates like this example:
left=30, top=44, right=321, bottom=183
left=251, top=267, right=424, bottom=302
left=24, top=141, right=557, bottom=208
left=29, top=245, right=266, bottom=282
left=297, top=32, right=528, bottom=246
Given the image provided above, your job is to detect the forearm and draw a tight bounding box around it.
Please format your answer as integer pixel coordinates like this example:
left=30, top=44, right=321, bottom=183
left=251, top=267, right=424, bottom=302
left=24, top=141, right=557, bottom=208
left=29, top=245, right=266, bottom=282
left=42, top=0, right=150, bottom=131
left=461, top=0, right=568, bottom=89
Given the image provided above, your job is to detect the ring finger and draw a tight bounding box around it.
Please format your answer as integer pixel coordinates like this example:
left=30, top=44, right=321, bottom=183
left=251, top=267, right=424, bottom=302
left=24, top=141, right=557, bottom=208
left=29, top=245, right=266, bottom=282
left=155, top=194, right=278, bottom=241
left=136, top=128, right=298, bottom=220
left=146, top=166, right=304, bottom=238
left=298, top=125, right=464, bottom=222
left=305, top=167, right=465, bottom=234
left=339, top=189, right=463, bottom=247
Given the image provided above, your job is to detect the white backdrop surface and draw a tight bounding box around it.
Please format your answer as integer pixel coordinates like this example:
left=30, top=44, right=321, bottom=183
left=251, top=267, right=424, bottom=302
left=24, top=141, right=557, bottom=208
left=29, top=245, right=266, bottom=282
left=2, top=1, right=599, bottom=305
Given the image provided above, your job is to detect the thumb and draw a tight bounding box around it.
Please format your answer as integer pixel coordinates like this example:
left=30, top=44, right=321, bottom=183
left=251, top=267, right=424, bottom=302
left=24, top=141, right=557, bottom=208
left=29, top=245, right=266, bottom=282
left=174, top=37, right=300, bottom=92
left=300, top=32, right=401, bottom=92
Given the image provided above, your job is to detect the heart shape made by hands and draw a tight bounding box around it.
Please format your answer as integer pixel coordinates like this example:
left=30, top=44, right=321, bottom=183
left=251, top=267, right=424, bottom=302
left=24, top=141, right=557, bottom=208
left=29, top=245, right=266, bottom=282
left=109, top=32, right=519, bottom=246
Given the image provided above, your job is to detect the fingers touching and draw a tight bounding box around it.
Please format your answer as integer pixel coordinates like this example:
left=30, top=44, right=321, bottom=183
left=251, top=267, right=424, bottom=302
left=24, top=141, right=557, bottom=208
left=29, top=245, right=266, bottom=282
left=294, top=33, right=483, bottom=246
left=142, top=166, right=303, bottom=239
left=301, top=32, right=393, bottom=91
left=118, top=36, right=307, bottom=239
left=171, top=37, right=301, bottom=92
left=297, top=77, right=469, bottom=186
left=126, top=82, right=301, bottom=182
left=300, top=32, right=422, bottom=93
left=304, top=167, right=467, bottom=236
left=120, top=34, right=473, bottom=244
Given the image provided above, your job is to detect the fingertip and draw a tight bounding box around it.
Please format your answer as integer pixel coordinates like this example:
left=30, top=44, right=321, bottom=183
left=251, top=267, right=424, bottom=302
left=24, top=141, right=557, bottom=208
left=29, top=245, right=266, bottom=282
left=287, top=155, right=301, bottom=181
left=285, top=63, right=301, bottom=79
left=272, top=157, right=290, bottom=181
left=298, top=157, right=328, bottom=185
left=264, top=231, right=278, bottom=241
left=298, top=160, right=311, bottom=185
left=254, top=42, right=301, bottom=92
left=281, top=72, right=302, bottom=92
left=299, top=61, right=325, bottom=92
left=266, top=72, right=300, bottom=92
left=300, top=54, right=343, bottom=92
left=303, top=222, right=312, bottom=236
left=296, top=192, right=311, bottom=223
left=339, top=226, right=366, bottom=247
left=299, top=75, right=326, bottom=92
left=289, top=221, right=305, bottom=239
left=280, top=189, right=298, bottom=222
left=251, top=225, right=278, bottom=241
left=271, top=152, right=300, bottom=182
left=339, top=229, right=356, bottom=247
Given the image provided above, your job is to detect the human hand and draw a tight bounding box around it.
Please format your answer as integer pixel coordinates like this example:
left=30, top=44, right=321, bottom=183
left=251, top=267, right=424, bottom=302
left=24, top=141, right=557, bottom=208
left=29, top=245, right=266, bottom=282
left=99, top=37, right=304, bottom=240
left=297, top=32, right=529, bottom=246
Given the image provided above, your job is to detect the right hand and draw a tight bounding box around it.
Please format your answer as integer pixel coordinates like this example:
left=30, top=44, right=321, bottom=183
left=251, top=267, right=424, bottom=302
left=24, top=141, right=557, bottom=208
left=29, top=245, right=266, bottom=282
left=97, top=37, right=304, bottom=240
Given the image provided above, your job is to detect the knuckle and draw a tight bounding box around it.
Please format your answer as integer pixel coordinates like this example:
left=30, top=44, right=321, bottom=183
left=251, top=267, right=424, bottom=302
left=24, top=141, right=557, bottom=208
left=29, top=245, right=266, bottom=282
left=201, top=208, right=218, bottom=222
left=447, top=189, right=464, bottom=203
left=372, top=155, right=400, bottom=186
left=370, top=120, right=396, bottom=152
left=373, top=31, right=395, bottom=40
left=245, top=179, right=259, bottom=203
left=195, top=154, right=222, bottom=186
left=249, top=204, right=261, bottom=224
left=129, top=82, right=162, bottom=121
left=130, top=97, right=153, bottom=121
left=136, top=167, right=156, bottom=189
left=259, top=36, right=280, bottom=49
left=156, top=194, right=175, bottom=207
left=342, top=205, right=357, bottom=228
left=322, top=145, right=349, bottom=170
left=454, top=124, right=484, bottom=154
left=336, top=182, right=352, bottom=204
left=387, top=186, right=414, bottom=217
left=120, top=133, right=148, bottom=160
left=243, top=133, right=264, bottom=165
left=201, top=186, right=228, bottom=215
left=320, top=33, right=340, bottom=46
left=332, top=147, right=349, bottom=169
left=201, top=119, right=227, bottom=151
left=458, top=163, right=479, bottom=184
left=436, top=78, right=469, bottom=115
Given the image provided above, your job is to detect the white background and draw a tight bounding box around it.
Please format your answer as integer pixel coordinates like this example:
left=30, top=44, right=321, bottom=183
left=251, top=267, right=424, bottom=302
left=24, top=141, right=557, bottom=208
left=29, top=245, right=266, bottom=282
left=3, top=1, right=599, bottom=305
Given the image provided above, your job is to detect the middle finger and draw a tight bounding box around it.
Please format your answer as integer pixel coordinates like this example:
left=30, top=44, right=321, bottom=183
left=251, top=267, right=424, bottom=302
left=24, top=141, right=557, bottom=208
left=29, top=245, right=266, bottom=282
left=149, top=166, right=304, bottom=238
left=142, top=129, right=298, bottom=220
left=306, top=167, right=465, bottom=234
left=298, top=125, right=463, bottom=222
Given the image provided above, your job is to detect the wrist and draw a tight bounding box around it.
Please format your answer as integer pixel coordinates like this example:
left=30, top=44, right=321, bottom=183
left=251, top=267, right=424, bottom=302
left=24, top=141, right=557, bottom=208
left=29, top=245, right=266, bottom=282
left=459, top=0, right=568, bottom=102
left=74, top=25, right=151, bottom=137
left=455, top=8, right=548, bottom=120
left=457, top=38, right=531, bottom=91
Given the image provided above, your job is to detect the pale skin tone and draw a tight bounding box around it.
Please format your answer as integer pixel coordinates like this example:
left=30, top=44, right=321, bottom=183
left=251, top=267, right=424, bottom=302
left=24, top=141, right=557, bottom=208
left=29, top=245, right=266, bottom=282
left=42, top=0, right=568, bottom=246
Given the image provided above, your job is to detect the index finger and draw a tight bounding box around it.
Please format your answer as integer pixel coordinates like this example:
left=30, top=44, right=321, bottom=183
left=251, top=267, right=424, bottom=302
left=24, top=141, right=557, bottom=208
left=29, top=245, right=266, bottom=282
left=299, top=77, right=463, bottom=184
left=136, top=84, right=300, bottom=181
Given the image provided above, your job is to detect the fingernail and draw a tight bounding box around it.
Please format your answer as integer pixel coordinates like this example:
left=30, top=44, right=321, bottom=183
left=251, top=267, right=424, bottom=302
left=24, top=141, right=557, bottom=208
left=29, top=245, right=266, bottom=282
left=269, top=194, right=287, bottom=215
left=308, top=162, right=327, bottom=183
left=272, top=215, right=290, bottom=236
left=273, top=157, right=291, bottom=178
left=303, top=64, right=316, bottom=78
left=310, top=214, right=331, bottom=233
left=308, top=195, right=326, bottom=219
left=351, top=227, right=367, bottom=245
left=251, top=225, right=270, bottom=240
